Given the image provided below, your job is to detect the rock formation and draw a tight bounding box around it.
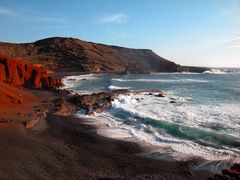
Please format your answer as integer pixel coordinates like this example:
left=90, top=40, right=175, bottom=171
left=66, top=89, right=170, bottom=115
left=68, top=89, right=129, bottom=115
left=0, top=55, right=62, bottom=90
left=208, top=163, right=240, bottom=180
left=0, top=37, right=209, bottom=74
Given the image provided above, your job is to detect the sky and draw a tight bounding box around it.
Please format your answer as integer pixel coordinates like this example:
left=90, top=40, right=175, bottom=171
left=0, top=0, right=239, bottom=67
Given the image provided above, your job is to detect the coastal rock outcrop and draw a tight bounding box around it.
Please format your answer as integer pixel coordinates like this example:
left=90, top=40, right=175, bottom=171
left=67, top=89, right=170, bottom=115
left=0, top=37, right=209, bottom=74
left=0, top=55, right=62, bottom=90
left=53, top=97, right=78, bottom=115
left=208, top=163, right=240, bottom=180
left=24, top=119, right=39, bottom=128
left=68, top=89, right=129, bottom=115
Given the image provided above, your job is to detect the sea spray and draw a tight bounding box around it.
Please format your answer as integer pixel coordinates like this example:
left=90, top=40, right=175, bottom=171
left=64, top=72, right=240, bottom=171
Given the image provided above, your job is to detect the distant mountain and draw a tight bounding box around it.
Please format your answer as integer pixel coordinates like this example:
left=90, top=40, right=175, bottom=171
left=0, top=37, right=209, bottom=74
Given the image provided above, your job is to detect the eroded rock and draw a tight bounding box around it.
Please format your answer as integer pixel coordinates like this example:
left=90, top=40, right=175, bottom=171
left=53, top=97, right=78, bottom=115
left=25, top=119, right=39, bottom=128
left=155, top=91, right=166, bottom=97
left=68, top=89, right=129, bottom=115
left=0, top=55, right=62, bottom=90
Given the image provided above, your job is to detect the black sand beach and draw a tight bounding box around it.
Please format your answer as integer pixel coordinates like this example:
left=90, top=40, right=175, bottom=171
left=0, top=89, right=213, bottom=179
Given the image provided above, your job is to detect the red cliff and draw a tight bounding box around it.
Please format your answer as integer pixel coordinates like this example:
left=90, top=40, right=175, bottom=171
left=0, top=55, right=61, bottom=90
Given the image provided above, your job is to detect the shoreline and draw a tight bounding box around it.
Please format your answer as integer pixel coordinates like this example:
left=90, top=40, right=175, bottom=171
left=5, top=71, right=240, bottom=179
left=61, top=73, right=240, bottom=174
left=76, top=111, right=232, bottom=175
left=62, top=73, right=239, bottom=172
left=46, top=112, right=214, bottom=179
left=61, top=73, right=219, bottom=176
left=0, top=85, right=213, bottom=179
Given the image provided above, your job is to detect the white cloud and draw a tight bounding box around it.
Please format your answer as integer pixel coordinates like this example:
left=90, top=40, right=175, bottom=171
left=231, top=37, right=240, bottom=47
left=0, top=6, right=19, bottom=16
left=26, top=10, right=67, bottom=23
left=0, top=6, right=67, bottom=23
left=99, top=13, right=128, bottom=24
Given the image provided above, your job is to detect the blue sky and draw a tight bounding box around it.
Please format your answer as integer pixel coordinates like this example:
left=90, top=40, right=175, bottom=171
left=0, top=0, right=239, bottom=67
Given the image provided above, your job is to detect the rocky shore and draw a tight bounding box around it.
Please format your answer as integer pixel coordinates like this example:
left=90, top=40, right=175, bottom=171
left=0, top=54, right=235, bottom=180
left=49, top=85, right=240, bottom=180
left=0, top=85, right=214, bottom=179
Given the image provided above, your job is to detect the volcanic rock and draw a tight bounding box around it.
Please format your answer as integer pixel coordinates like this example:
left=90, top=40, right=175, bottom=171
left=155, top=91, right=166, bottom=97
left=0, top=55, right=62, bottom=90
left=0, top=37, right=209, bottom=74
left=68, top=89, right=129, bottom=115
left=24, top=119, right=39, bottom=128
left=53, top=97, right=78, bottom=115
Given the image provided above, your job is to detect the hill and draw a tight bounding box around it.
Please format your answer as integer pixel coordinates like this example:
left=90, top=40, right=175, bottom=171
left=0, top=37, right=208, bottom=74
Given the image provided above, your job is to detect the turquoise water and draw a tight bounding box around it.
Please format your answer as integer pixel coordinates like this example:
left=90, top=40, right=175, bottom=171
left=63, top=71, right=240, bottom=167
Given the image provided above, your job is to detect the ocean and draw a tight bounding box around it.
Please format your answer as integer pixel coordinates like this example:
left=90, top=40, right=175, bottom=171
left=63, top=70, right=240, bottom=172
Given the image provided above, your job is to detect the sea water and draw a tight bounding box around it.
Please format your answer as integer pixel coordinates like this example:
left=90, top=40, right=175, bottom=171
left=63, top=70, right=240, bottom=172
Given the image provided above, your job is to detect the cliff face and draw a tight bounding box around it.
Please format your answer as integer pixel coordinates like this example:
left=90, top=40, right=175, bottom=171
left=0, top=37, right=208, bottom=73
left=0, top=55, right=62, bottom=89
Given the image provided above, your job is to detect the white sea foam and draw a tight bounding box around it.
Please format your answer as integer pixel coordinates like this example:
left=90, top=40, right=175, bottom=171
left=203, top=69, right=227, bottom=74
left=111, top=93, right=240, bottom=136
left=151, top=72, right=202, bottom=75
left=108, top=85, right=131, bottom=90
left=78, top=92, right=240, bottom=165
left=62, top=74, right=99, bottom=89
left=65, top=74, right=98, bottom=81
left=65, top=72, right=240, bottom=171
left=111, top=78, right=209, bottom=83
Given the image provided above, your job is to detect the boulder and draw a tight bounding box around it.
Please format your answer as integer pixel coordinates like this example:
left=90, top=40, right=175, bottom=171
left=68, top=89, right=129, bottom=115
left=25, top=119, right=39, bottom=128
left=155, top=91, right=166, bottom=97
left=53, top=97, right=78, bottom=115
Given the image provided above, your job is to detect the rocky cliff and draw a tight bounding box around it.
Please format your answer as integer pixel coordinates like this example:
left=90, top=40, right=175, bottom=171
left=0, top=55, right=62, bottom=89
left=0, top=37, right=209, bottom=74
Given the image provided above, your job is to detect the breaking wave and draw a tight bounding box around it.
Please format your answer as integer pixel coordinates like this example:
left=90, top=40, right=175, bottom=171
left=111, top=78, right=210, bottom=83
left=108, top=85, right=131, bottom=90
left=80, top=92, right=240, bottom=167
